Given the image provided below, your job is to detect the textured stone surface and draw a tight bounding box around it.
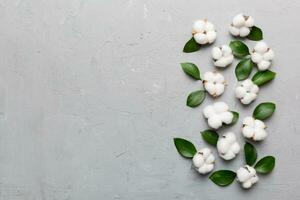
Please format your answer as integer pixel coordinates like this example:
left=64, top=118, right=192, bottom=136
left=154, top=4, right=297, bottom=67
left=0, top=0, right=299, bottom=199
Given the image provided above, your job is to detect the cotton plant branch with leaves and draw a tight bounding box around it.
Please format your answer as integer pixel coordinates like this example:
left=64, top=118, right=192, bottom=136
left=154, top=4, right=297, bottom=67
left=174, top=13, right=277, bottom=190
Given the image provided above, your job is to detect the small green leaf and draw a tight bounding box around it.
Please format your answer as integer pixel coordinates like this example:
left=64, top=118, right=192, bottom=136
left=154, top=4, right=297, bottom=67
left=235, top=58, right=253, bottom=81
left=230, top=111, right=239, bottom=125
left=183, top=37, right=201, bottom=53
left=247, top=26, right=263, bottom=41
left=186, top=90, right=206, bottom=108
left=180, top=63, right=201, bottom=80
left=244, top=142, right=257, bottom=166
left=252, top=70, right=276, bottom=86
left=229, top=40, right=250, bottom=58
left=201, top=130, right=219, bottom=146
left=173, top=138, right=197, bottom=158
left=255, top=156, right=275, bottom=174
left=209, top=170, right=236, bottom=186
left=253, top=102, right=276, bottom=120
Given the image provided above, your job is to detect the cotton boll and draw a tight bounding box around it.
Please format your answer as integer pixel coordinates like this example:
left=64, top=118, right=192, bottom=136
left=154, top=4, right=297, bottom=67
left=217, top=132, right=240, bottom=160
left=212, top=45, right=234, bottom=68
left=229, top=14, right=254, bottom=37
left=252, top=41, right=274, bottom=71
left=237, top=165, right=259, bottom=189
left=203, top=102, right=234, bottom=129
left=192, top=20, right=217, bottom=45
left=242, top=116, right=267, bottom=141
left=192, top=148, right=215, bottom=175
left=203, top=71, right=226, bottom=97
left=235, top=79, right=259, bottom=105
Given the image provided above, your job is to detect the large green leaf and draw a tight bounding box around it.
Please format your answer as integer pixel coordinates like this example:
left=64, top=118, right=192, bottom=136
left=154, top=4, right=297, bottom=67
left=209, top=170, right=236, bottom=186
left=247, top=26, right=263, bottom=41
left=201, top=130, right=219, bottom=146
left=229, top=40, right=250, bottom=58
left=181, top=63, right=201, bottom=80
left=186, top=90, right=206, bottom=108
left=235, top=58, right=253, bottom=81
left=255, top=156, right=275, bottom=174
left=244, top=142, right=257, bottom=166
left=252, top=70, right=276, bottom=86
left=173, top=138, right=197, bottom=158
left=253, top=102, right=276, bottom=120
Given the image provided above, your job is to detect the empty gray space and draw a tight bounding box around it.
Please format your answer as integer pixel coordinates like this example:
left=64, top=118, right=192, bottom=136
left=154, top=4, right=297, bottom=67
left=0, top=0, right=299, bottom=199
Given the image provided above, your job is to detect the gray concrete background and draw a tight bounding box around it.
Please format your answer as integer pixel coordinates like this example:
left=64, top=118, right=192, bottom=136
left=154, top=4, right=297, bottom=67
left=0, top=0, right=299, bottom=199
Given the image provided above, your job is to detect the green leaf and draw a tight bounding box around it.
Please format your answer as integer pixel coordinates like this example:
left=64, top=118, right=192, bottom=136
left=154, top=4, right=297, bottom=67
left=173, top=138, right=197, bottom=158
left=180, top=63, right=201, bottom=80
left=244, top=142, right=257, bottom=166
left=183, top=37, right=201, bottom=53
left=209, top=170, right=236, bottom=186
left=201, top=130, right=219, bottom=146
left=253, top=102, right=276, bottom=120
left=252, top=70, right=276, bottom=86
left=247, top=26, right=263, bottom=41
left=230, top=111, right=239, bottom=125
left=186, top=90, right=206, bottom=108
left=235, top=58, right=253, bottom=81
left=229, top=40, right=250, bottom=58
left=255, top=156, right=275, bottom=174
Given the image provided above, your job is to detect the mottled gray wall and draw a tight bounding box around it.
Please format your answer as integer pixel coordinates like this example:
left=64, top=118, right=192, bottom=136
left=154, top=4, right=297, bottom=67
left=0, top=0, right=299, bottom=199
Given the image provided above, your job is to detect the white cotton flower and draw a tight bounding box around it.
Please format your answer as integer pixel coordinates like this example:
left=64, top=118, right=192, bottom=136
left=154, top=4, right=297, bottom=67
left=203, top=102, right=233, bottom=129
left=192, top=148, right=215, bottom=175
left=229, top=14, right=254, bottom=37
left=203, top=71, right=226, bottom=97
left=235, top=79, right=259, bottom=105
left=242, top=116, right=267, bottom=141
left=212, top=45, right=234, bottom=67
left=251, top=41, right=275, bottom=71
left=237, top=165, right=259, bottom=189
left=217, top=132, right=240, bottom=160
left=192, top=19, right=217, bottom=45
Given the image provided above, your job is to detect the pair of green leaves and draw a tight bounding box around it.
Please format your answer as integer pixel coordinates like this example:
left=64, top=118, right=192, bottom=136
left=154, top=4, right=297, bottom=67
left=244, top=142, right=275, bottom=173
left=180, top=63, right=206, bottom=108
left=253, top=102, right=276, bottom=120
left=210, top=142, right=275, bottom=187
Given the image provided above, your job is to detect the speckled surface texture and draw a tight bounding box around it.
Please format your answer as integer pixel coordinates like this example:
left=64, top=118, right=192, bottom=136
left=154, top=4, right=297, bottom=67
left=0, top=0, right=299, bottom=199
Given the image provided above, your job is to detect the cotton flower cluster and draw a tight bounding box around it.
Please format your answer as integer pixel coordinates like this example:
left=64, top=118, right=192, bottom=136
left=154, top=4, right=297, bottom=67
left=237, top=165, right=259, bottom=189
left=203, top=102, right=233, bottom=129
left=229, top=14, right=254, bottom=37
left=251, top=41, right=275, bottom=71
left=242, top=117, right=267, bottom=141
left=217, top=132, right=240, bottom=160
left=192, top=148, right=215, bottom=175
left=211, top=45, right=234, bottom=67
left=235, top=79, right=259, bottom=105
left=192, top=20, right=217, bottom=45
left=203, top=71, right=226, bottom=97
